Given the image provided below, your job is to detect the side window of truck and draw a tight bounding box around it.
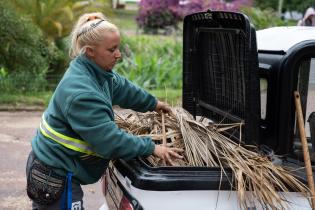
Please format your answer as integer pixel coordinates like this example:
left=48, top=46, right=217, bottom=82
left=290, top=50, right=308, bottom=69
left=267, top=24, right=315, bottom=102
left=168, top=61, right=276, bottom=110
left=292, top=58, right=314, bottom=157
left=296, top=58, right=315, bottom=138
left=306, top=59, right=315, bottom=137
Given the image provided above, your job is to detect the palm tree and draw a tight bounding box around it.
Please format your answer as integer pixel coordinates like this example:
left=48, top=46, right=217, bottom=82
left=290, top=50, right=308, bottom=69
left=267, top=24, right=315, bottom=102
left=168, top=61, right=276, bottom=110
left=12, top=0, right=112, bottom=42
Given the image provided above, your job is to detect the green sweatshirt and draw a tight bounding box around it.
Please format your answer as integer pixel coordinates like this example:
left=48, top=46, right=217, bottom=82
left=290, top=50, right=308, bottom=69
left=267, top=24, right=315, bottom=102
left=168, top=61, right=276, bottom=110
left=32, top=54, right=157, bottom=184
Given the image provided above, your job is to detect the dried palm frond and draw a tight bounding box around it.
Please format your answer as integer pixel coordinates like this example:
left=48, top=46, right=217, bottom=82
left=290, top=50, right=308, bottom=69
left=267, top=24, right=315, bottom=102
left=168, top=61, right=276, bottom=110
left=115, top=107, right=310, bottom=210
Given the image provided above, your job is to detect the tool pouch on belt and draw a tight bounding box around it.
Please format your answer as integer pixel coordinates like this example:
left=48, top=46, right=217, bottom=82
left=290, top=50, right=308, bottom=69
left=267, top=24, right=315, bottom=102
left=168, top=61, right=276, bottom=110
left=26, top=158, right=65, bottom=205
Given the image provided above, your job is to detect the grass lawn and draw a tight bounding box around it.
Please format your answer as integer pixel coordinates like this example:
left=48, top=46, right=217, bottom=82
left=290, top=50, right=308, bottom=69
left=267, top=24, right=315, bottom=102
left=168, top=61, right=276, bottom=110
left=111, top=9, right=138, bottom=33
left=0, top=92, right=52, bottom=109
left=0, top=89, right=182, bottom=109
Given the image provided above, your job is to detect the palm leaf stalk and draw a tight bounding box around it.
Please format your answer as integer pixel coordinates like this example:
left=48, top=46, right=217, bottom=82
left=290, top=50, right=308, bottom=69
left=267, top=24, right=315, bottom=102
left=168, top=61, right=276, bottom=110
left=115, top=107, right=310, bottom=210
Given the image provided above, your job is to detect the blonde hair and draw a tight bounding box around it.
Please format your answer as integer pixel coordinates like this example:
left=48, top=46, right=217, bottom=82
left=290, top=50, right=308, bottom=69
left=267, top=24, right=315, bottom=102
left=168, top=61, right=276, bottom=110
left=69, top=12, right=119, bottom=58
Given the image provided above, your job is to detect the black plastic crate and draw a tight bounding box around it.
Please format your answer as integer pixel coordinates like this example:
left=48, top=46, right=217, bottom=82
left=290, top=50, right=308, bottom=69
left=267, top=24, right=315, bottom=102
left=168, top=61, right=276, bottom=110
left=182, top=11, right=260, bottom=144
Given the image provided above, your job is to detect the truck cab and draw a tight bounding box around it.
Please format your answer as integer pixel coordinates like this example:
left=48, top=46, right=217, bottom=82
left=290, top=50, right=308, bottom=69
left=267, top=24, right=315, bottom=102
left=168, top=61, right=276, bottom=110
left=100, top=11, right=315, bottom=210
left=257, top=26, right=315, bottom=157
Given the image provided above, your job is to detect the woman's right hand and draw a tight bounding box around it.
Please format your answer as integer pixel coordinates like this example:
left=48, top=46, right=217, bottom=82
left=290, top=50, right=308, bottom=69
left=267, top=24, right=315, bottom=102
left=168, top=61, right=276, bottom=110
left=153, top=145, right=184, bottom=166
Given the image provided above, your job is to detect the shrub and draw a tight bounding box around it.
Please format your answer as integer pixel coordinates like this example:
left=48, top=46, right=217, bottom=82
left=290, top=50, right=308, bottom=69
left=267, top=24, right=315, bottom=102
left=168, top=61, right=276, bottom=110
left=0, top=67, right=47, bottom=93
left=0, top=1, right=49, bottom=75
left=136, top=0, right=252, bottom=32
left=136, top=0, right=182, bottom=32
left=47, top=39, right=70, bottom=76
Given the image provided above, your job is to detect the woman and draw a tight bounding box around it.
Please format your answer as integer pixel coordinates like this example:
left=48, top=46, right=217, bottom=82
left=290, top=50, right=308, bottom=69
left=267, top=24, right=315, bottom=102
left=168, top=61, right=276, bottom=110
left=26, top=12, right=183, bottom=210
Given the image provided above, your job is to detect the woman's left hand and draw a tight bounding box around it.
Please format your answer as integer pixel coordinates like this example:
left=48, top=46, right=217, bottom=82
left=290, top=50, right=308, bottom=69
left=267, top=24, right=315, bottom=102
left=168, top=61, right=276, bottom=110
left=155, top=100, right=172, bottom=114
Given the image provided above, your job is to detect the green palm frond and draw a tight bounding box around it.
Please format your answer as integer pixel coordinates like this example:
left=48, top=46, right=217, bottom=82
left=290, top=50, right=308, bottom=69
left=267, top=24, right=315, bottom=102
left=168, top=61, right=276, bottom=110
left=11, top=0, right=113, bottom=41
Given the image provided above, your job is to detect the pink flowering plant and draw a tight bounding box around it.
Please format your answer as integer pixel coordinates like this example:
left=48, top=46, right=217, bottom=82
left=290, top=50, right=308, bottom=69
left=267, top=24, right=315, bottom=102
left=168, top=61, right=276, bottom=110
left=136, top=0, right=252, bottom=32
left=174, top=0, right=253, bottom=18
left=136, top=0, right=181, bottom=32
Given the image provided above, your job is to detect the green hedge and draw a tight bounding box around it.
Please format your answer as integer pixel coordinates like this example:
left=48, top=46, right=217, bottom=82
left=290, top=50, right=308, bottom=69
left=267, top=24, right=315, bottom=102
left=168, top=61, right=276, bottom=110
left=0, top=1, right=50, bottom=75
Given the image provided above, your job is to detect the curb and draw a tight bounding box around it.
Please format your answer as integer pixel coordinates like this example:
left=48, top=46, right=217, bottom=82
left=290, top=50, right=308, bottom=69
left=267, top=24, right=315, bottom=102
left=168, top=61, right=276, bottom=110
left=0, top=105, right=45, bottom=112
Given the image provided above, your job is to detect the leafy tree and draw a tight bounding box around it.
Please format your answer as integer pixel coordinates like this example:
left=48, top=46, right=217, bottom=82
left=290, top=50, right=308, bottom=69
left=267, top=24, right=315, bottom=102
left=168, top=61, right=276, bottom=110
left=254, top=0, right=314, bottom=13
left=284, top=0, right=314, bottom=13
left=241, top=7, right=289, bottom=30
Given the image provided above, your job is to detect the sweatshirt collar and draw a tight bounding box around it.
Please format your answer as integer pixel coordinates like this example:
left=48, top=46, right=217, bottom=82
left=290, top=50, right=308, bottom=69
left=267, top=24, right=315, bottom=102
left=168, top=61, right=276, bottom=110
left=76, top=54, right=114, bottom=84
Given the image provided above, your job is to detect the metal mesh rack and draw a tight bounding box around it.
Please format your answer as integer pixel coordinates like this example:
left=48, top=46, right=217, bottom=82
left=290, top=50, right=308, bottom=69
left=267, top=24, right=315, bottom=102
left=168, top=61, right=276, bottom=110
left=183, top=11, right=260, bottom=144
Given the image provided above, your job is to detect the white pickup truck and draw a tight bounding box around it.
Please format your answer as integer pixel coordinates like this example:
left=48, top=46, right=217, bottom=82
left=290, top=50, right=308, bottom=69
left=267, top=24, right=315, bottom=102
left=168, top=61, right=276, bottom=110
left=100, top=10, right=315, bottom=210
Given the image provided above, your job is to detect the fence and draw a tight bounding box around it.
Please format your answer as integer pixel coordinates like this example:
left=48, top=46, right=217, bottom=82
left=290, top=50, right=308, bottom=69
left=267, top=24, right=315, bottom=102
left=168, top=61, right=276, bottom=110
left=0, top=73, right=63, bottom=93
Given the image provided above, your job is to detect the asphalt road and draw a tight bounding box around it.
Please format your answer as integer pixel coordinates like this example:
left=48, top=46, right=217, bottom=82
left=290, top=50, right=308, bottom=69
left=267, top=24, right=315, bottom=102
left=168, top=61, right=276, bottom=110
left=0, top=111, right=105, bottom=210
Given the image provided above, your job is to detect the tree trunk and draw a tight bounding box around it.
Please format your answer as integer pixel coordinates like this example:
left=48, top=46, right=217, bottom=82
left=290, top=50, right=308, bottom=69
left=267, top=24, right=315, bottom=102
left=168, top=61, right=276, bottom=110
left=278, top=0, right=284, bottom=17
